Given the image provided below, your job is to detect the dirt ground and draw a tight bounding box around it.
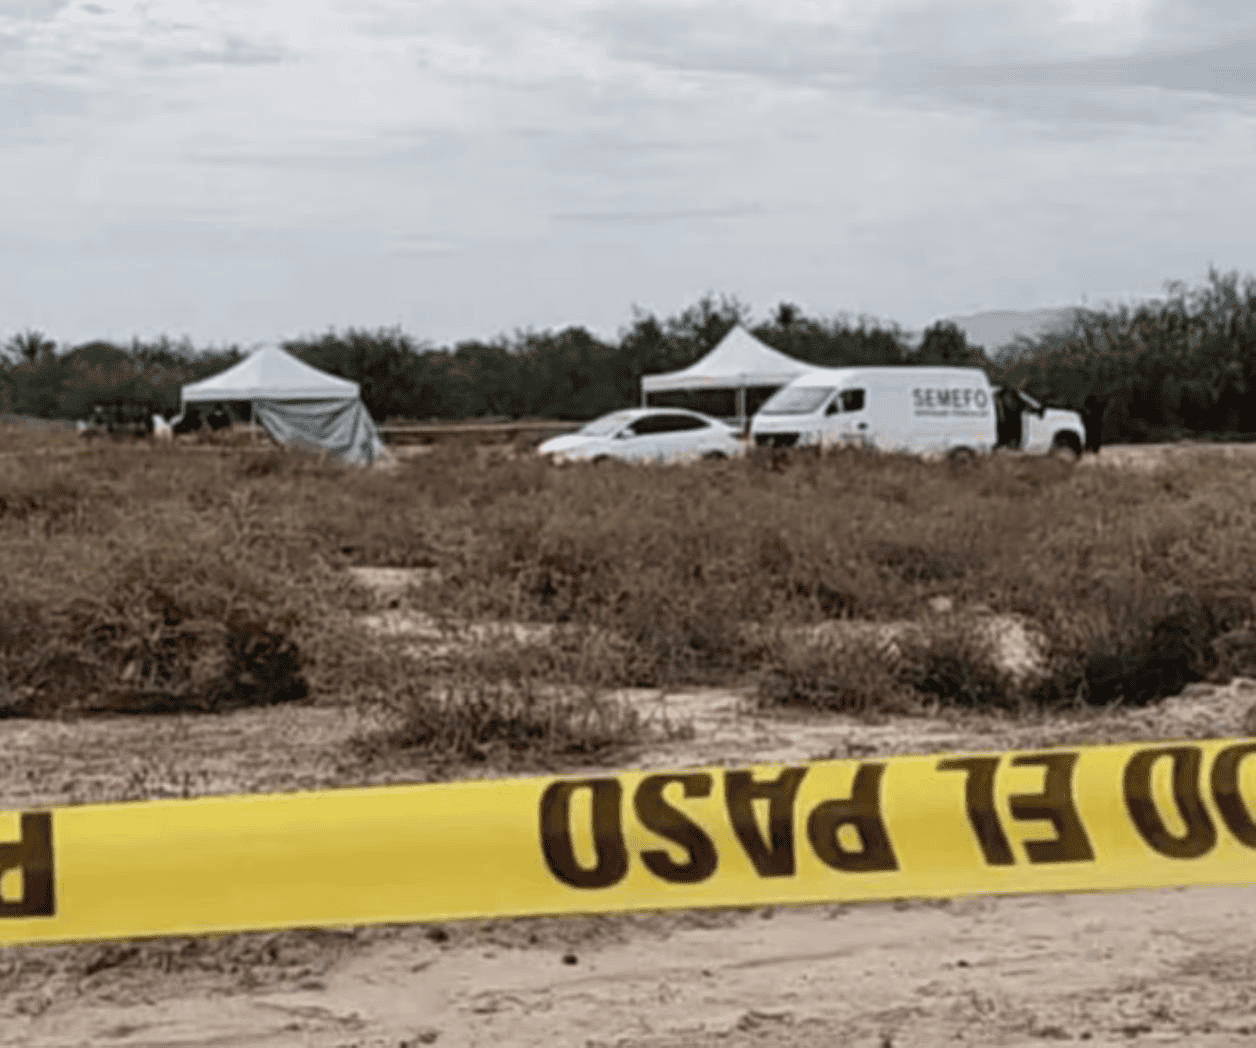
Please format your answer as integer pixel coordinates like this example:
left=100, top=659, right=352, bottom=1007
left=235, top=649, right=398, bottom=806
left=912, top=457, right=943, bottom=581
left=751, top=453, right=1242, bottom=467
left=7, top=441, right=1256, bottom=1047
left=1079, top=441, right=1256, bottom=472
left=4, top=676, right=1256, bottom=1048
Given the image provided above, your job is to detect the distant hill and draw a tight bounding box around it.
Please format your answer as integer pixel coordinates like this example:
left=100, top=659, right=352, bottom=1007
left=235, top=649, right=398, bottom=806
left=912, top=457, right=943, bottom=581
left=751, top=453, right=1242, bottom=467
left=944, top=308, right=1081, bottom=353
left=902, top=308, right=1081, bottom=353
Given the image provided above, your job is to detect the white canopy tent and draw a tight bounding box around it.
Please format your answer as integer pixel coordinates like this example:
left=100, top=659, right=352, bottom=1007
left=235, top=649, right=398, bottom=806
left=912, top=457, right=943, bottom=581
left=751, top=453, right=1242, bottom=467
left=640, top=325, right=811, bottom=429
left=180, top=346, right=388, bottom=466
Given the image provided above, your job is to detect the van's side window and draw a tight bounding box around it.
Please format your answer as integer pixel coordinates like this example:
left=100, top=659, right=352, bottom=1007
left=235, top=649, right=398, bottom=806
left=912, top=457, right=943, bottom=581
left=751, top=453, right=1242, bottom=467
left=825, top=397, right=841, bottom=416
left=840, top=389, right=865, bottom=412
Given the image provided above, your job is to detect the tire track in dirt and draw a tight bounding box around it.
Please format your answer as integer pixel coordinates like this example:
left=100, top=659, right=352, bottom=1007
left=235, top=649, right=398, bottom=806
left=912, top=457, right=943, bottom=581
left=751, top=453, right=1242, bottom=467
left=7, top=887, right=1256, bottom=1047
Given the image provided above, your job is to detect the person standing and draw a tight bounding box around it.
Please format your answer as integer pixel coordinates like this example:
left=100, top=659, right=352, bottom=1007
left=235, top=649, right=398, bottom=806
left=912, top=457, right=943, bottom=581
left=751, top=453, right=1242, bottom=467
left=1082, top=393, right=1106, bottom=454
left=207, top=403, right=232, bottom=432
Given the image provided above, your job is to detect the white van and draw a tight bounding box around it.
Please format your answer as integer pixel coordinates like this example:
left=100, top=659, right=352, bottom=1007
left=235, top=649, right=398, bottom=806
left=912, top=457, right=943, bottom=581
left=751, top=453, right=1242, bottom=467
left=750, top=366, right=1085, bottom=458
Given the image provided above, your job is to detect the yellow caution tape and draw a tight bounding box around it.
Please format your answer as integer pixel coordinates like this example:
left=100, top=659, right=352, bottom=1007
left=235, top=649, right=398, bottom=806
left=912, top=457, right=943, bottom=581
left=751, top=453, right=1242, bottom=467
left=2, top=736, right=1256, bottom=945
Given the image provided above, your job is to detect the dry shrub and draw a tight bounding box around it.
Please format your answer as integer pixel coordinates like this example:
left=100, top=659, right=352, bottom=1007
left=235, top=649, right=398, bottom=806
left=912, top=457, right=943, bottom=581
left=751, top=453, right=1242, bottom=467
left=0, top=478, right=83, bottom=530
left=1013, top=586, right=1256, bottom=710
left=1077, top=589, right=1255, bottom=707
left=757, top=637, right=915, bottom=715
left=399, top=444, right=1256, bottom=705
left=380, top=680, right=641, bottom=765
left=247, top=454, right=444, bottom=568
left=758, top=618, right=1029, bottom=716
left=870, top=541, right=972, bottom=585
left=238, top=451, right=287, bottom=477
left=895, top=622, right=1020, bottom=710
left=11, top=428, right=1256, bottom=732
left=418, top=445, right=1054, bottom=635
left=754, top=595, right=1256, bottom=716
left=607, top=587, right=748, bottom=686
left=0, top=441, right=358, bottom=717
left=430, top=624, right=636, bottom=692
left=975, top=455, right=1076, bottom=500
left=0, top=548, right=309, bottom=717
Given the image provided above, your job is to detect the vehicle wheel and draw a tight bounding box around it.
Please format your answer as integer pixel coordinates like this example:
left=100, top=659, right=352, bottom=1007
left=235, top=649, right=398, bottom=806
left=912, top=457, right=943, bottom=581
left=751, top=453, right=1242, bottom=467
left=947, top=446, right=976, bottom=462
left=1049, top=435, right=1081, bottom=462
left=591, top=454, right=611, bottom=465
left=703, top=451, right=727, bottom=461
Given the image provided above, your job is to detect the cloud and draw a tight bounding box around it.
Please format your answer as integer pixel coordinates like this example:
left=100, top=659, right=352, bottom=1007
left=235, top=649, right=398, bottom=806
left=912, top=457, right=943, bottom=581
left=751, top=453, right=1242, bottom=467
left=181, top=126, right=465, bottom=170
left=551, top=203, right=765, bottom=225
left=582, top=1, right=865, bottom=88
left=2, top=0, right=1254, bottom=349
left=144, top=31, right=287, bottom=67
left=855, top=39, right=1256, bottom=138
left=1, top=2, right=290, bottom=83
left=1143, top=0, right=1256, bottom=45
left=575, top=0, right=1256, bottom=133
left=0, top=0, right=74, bottom=22
left=0, top=81, right=91, bottom=144
left=934, top=40, right=1256, bottom=98
left=386, top=234, right=459, bottom=254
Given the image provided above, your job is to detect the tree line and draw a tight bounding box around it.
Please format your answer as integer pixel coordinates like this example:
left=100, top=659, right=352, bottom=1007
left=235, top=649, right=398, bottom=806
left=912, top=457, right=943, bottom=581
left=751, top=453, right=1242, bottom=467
left=998, top=268, right=1256, bottom=444
left=0, top=334, right=243, bottom=423
left=4, top=269, right=1255, bottom=444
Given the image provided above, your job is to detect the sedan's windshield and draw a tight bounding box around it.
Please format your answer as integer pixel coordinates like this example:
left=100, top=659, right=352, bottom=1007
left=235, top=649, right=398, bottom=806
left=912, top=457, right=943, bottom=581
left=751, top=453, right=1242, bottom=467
left=578, top=411, right=636, bottom=437
left=758, top=386, right=836, bottom=415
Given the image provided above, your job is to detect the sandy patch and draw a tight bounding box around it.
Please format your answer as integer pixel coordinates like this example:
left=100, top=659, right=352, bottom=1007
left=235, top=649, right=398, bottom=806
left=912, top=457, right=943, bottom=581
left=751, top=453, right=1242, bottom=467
left=347, top=567, right=441, bottom=603
left=781, top=611, right=1050, bottom=683
left=1079, top=441, right=1256, bottom=472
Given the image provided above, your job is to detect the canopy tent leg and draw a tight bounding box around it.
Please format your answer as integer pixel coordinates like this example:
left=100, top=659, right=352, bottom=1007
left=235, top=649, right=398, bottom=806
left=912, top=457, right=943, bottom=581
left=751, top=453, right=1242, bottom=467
left=736, top=386, right=747, bottom=434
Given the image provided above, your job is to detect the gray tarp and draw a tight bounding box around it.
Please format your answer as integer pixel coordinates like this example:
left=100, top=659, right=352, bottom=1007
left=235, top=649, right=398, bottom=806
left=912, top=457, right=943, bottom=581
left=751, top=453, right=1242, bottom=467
left=252, top=398, right=388, bottom=466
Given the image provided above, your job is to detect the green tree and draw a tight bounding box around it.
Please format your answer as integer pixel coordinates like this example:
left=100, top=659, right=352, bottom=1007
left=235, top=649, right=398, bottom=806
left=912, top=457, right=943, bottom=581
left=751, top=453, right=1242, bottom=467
left=751, top=310, right=909, bottom=368
left=993, top=267, right=1256, bottom=442
left=911, top=321, right=985, bottom=366
left=446, top=338, right=524, bottom=417
left=774, top=301, right=800, bottom=330
left=4, top=330, right=56, bottom=366
left=283, top=327, right=425, bottom=421
left=666, top=293, right=751, bottom=358
left=518, top=327, right=620, bottom=419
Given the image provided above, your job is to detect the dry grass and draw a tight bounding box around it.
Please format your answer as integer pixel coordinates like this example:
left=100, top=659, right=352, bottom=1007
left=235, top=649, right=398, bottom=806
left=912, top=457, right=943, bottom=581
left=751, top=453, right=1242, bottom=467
left=0, top=439, right=361, bottom=718
left=4, top=427, right=1256, bottom=760
left=756, top=632, right=918, bottom=716
left=397, top=445, right=1256, bottom=702
left=368, top=679, right=644, bottom=768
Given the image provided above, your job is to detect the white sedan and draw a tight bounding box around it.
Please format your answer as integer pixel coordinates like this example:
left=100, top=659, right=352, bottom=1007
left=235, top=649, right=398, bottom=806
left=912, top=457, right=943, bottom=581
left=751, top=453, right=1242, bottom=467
left=537, top=408, right=745, bottom=465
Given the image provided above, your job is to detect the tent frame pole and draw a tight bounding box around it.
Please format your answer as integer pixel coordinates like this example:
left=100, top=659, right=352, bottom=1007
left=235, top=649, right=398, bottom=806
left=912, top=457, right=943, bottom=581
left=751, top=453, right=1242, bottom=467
left=736, top=386, right=747, bottom=434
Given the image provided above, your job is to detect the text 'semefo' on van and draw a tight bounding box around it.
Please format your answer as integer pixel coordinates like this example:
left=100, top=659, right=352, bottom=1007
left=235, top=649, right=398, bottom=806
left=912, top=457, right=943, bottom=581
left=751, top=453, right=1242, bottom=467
left=748, top=366, right=1086, bottom=459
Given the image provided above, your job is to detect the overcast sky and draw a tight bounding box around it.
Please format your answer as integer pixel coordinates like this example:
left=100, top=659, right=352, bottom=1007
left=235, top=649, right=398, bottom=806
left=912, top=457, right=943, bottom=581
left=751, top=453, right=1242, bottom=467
left=2, top=0, right=1254, bottom=350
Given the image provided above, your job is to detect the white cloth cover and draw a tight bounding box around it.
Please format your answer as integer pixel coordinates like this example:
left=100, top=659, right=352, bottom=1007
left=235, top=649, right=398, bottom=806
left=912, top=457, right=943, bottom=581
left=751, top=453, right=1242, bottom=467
left=640, top=325, right=811, bottom=392
left=180, top=346, right=387, bottom=466
left=181, top=346, right=360, bottom=402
